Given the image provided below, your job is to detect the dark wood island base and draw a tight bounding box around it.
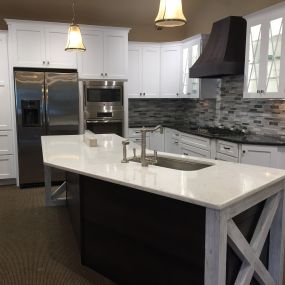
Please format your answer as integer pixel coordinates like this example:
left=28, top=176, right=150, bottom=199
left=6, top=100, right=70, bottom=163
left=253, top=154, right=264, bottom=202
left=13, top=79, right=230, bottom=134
left=66, top=172, right=269, bottom=285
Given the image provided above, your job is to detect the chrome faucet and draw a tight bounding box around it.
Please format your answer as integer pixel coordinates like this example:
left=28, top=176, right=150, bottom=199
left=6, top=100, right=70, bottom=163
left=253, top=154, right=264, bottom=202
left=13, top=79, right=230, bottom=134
left=140, top=125, right=163, bottom=167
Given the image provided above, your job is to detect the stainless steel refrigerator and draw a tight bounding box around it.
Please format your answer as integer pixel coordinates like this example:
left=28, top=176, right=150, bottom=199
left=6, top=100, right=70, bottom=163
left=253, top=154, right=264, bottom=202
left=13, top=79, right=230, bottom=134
left=14, top=70, right=79, bottom=188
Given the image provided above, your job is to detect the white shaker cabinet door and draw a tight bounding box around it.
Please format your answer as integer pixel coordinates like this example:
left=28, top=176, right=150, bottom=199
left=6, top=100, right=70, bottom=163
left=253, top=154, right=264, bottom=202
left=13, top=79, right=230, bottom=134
left=0, top=155, right=15, bottom=179
left=11, top=24, right=45, bottom=67
left=160, top=44, right=181, bottom=98
left=0, top=33, right=12, bottom=130
left=128, top=46, right=142, bottom=98
left=45, top=27, right=77, bottom=69
left=78, top=30, right=104, bottom=79
left=240, top=144, right=276, bottom=167
left=142, top=46, right=160, bottom=98
left=103, top=30, right=128, bottom=80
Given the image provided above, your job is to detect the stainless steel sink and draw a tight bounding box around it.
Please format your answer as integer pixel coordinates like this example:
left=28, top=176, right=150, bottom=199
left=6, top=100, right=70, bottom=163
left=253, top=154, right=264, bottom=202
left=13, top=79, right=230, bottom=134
left=130, top=155, right=213, bottom=171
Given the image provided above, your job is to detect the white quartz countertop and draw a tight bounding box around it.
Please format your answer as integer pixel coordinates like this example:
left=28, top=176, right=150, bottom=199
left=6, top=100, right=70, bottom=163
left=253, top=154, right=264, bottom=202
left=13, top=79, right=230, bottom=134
left=41, top=134, right=285, bottom=210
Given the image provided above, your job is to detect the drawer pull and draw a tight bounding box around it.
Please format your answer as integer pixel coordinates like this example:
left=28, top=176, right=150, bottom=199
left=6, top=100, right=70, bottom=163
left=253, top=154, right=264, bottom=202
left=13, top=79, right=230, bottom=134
left=183, top=153, right=189, bottom=156
left=223, top=147, right=231, bottom=150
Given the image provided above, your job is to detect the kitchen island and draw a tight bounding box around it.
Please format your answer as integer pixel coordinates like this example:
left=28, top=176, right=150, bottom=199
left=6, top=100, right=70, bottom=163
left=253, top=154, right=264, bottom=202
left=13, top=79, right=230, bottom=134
left=41, top=134, right=285, bottom=285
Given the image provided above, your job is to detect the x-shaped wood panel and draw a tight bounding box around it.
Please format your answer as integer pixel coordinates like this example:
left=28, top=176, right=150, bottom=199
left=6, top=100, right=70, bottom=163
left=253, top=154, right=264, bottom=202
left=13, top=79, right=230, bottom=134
left=227, top=192, right=281, bottom=285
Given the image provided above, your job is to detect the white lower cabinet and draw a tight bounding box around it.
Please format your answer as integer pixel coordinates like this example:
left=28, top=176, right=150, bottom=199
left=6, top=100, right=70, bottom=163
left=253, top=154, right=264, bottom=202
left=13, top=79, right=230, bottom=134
left=240, top=144, right=277, bottom=168
left=128, top=128, right=150, bottom=149
left=181, top=143, right=210, bottom=158
left=215, top=140, right=239, bottom=162
left=149, top=131, right=165, bottom=152
left=0, top=131, right=13, bottom=155
left=216, top=153, right=239, bottom=163
left=0, top=155, right=15, bottom=179
left=164, top=128, right=181, bottom=154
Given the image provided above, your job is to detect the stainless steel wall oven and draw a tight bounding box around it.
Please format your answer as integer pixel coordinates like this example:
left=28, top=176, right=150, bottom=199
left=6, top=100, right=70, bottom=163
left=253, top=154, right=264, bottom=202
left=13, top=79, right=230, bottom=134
left=84, top=81, right=124, bottom=136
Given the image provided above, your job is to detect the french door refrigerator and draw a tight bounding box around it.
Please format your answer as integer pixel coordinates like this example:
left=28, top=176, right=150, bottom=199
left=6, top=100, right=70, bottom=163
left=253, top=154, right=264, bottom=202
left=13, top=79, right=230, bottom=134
left=14, top=70, right=79, bottom=188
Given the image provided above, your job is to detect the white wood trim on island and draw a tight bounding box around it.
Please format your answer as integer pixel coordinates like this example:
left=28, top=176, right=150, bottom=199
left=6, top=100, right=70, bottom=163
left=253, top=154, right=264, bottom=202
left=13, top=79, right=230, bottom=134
left=41, top=133, right=285, bottom=285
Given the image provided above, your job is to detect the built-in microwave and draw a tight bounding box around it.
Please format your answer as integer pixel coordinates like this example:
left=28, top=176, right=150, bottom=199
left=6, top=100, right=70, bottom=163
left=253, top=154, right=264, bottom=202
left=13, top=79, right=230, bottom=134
left=83, top=80, right=124, bottom=136
left=84, top=80, right=124, bottom=121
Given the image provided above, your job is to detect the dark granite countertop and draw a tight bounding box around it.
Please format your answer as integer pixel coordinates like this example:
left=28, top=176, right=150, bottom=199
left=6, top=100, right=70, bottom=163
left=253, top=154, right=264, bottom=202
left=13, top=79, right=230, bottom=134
left=129, top=124, right=285, bottom=146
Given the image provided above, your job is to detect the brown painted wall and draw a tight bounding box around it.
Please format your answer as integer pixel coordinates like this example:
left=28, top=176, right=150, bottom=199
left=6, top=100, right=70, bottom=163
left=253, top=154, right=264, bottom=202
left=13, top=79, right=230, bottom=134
left=184, top=0, right=285, bottom=38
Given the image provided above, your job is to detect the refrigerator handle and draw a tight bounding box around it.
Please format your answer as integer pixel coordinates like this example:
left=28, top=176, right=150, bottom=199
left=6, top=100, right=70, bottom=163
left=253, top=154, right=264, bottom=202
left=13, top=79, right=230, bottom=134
left=41, top=85, right=46, bottom=127
left=45, top=85, right=49, bottom=131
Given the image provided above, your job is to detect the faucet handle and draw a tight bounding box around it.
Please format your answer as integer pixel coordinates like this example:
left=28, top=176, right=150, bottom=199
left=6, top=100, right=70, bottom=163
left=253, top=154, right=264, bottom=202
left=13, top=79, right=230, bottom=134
left=133, top=148, right=137, bottom=158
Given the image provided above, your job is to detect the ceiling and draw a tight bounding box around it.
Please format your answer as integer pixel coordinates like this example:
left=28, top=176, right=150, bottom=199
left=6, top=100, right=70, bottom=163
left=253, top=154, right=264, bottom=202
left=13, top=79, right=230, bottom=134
left=0, top=0, right=284, bottom=41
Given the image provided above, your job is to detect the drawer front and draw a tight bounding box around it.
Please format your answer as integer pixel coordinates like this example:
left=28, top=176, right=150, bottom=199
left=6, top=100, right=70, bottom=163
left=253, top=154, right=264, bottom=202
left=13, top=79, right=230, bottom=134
left=180, top=133, right=210, bottom=150
left=217, top=140, right=239, bottom=158
left=0, top=131, right=13, bottom=155
left=129, top=137, right=150, bottom=148
left=0, top=155, right=15, bottom=179
left=165, top=128, right=180, bottom=139
left=216, top=152, right=239, bottom=163
left=128, top=128, right=142, bottom=138
left=181, top=143, right=210, bottom=158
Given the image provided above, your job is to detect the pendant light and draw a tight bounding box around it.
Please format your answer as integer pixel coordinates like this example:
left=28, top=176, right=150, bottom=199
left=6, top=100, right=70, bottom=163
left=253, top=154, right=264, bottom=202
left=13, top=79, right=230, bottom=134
left=65, top=0, right=86, bottom=52
left=155, top=0, right=187, bottom=27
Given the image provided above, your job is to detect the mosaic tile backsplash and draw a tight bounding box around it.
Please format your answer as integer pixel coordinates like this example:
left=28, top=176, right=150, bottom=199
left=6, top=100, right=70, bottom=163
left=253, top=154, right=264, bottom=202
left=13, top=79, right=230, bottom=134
left=128, top=75, right=285, bottom=138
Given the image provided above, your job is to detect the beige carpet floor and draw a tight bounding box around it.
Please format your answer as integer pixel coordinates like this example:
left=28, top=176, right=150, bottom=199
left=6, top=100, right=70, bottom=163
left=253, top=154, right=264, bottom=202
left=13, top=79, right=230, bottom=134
left=0, top=185, right=116, bottom=285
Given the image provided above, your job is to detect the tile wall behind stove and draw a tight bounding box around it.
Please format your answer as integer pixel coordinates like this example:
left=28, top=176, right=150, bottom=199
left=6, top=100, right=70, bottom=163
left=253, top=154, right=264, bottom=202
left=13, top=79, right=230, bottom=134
left=128, top=75, right=285, bottom=138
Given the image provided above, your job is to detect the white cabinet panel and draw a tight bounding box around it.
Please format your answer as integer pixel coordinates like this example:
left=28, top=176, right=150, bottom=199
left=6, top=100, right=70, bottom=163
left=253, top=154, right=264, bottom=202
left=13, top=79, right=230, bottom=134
left=142, top=46, right=160, bottom=98
left=0, top=131, right=13, bottom=155
left=12, top=25, right=45, bottom=67
left=149, top=131, right=164, bottom=152
left=0, top=33, right=12, bottom=130
left=128, top=46, right=142, bottom=98
left=78, top=30, right=104, bottom=79
left=240, top=144, right=276, bottom=167
left=104, top=30, right=128, bottom=80
left=45, top=27, right=77, bottom=69
left=181, top=144, right=210, bottom=158
left=0, top=155, right=15, bottom=179
left=128, top=44, right=160, bottom=98
left=160, top=44, right=181, bottom=98
left=217, top=140, right=239, bottom=158
left=164, top=128, right=181, bottom=154
left=216, top=153, right=239, bottom=163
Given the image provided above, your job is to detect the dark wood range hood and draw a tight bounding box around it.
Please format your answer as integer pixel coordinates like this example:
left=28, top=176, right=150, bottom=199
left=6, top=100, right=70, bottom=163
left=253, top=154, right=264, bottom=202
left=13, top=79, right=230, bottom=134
left=189, top=16, right=247, bottom=78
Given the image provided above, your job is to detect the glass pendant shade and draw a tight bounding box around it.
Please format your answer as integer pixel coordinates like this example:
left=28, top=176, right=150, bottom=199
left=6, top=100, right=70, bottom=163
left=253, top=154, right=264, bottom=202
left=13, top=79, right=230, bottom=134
left=155, top=0, right=187, bottom=27
left=65, top=24, right=86, bottom=51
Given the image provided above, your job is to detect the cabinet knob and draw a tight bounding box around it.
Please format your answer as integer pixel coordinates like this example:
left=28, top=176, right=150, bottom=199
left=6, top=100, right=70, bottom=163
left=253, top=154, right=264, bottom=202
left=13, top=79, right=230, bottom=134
left=43, top=61, right=45, bottom=65
left=176, top=93, right=179, bottom=96
left=242, top=150, right=246, bottom=154
left=143, top=93, right=145, bottom=96
left=139, top=93, right=142, bottom=96
left=47, top=61, right=50, bottom=65
left=101, top=73, right=104, bottom=76
left=105, top=73, right=107, bottom=76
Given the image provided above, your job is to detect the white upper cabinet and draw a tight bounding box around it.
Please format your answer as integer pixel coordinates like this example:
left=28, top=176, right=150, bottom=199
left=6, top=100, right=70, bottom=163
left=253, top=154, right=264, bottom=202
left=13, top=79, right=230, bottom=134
left=78, top=28, right=129, bottom=80
left=7, top=20, right=77, bottom=69
left=244, top=4, right=285, bottom=98
left=181, top=35, right=218, bottom=99
left=45, top=27, right=77, bottom=69
left=128, top=43, right=160, bottom=98
left=77, top=29, right=104, bottom=79
left=160, top=44, right=181, bottom=98
left=0, top=32, right=12, bottom=130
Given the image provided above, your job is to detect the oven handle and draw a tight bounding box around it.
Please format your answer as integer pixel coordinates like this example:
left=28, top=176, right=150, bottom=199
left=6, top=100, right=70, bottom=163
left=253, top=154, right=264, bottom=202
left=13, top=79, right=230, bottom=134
left=86, top=120, right=123, bottom=124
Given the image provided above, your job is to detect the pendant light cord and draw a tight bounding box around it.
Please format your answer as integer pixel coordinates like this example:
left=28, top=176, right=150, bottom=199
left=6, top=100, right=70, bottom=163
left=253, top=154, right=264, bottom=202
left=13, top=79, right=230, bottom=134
left=72, top=0, right=76, bottom=24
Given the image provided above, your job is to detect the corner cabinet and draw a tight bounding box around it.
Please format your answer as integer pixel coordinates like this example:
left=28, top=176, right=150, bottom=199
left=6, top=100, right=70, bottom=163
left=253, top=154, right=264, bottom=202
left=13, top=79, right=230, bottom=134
left=78, top=28, right=129, bottom=80
left=6, top=20, right=77, bottom=69
left=244, top=4, right=285, bottom=99
left=180, top=35, right=218, bottom=99
left=127, top=43, right=160, bottom=98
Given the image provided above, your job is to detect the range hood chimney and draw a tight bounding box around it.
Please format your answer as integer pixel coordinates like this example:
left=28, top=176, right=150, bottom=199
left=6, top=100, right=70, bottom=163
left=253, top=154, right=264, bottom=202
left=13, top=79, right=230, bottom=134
left=189, top=16, right=247, bottom=78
